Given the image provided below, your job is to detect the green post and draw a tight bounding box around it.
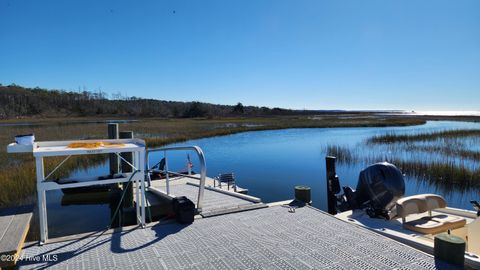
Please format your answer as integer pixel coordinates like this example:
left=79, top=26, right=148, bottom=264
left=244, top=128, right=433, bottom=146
left=434, top=233, right=465, bottom=267
left=107, top=123, right=119, bottom=175
left=295, top=186, right=311, bottom=204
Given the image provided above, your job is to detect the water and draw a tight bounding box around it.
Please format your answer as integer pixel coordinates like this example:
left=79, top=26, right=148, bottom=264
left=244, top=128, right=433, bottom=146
left=384, top=110, right=480, bottom=116
left=161, top=121, right=480, bottom=211
left=46, top=120, right=480, bottom=237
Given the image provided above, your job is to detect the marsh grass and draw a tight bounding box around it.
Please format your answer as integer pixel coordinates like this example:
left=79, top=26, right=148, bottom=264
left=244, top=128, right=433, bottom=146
left=326, top=144, right=480, bottom=192
left=368, top=129, right=480, bottom=144
left=324, top=145, right=356, bottom=163
left=326, top=128, right=480, bottom=193
left=404, top=145, right=480, bottom=161
left=395, top=159, right=480, bottom=191
left=0, top=155, right=108, bottom=206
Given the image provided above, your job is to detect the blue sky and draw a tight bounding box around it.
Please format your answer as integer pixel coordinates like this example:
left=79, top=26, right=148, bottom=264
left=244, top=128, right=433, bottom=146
left=1, top=0, right=479, bottom=110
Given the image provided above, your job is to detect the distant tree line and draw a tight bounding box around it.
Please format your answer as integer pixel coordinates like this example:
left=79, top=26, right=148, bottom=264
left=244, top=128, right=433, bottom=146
left=0, top=84, right=318, bottom=119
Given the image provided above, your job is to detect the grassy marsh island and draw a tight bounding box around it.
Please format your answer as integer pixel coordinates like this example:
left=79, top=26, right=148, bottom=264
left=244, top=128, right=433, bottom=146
left=326, top=129, right=480, bottom=193
left=367, top=129, right=480, bottom=144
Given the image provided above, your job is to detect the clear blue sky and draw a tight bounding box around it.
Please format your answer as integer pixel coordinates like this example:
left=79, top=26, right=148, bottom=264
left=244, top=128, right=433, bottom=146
left=1, top=0, right=479, bottom=110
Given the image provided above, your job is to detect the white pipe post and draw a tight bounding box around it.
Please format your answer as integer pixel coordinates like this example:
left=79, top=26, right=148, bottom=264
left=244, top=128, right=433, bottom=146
left=146, top=150, right=151, bottom=187
left=196, top=147, right=206, bottom=212
left=35, top=157, right=47, bottom=244
left=164, top=151, right=170, bottom=195
left=135, top=152, right=140, bottom=224
left=139, top=150, right=146, bottom=226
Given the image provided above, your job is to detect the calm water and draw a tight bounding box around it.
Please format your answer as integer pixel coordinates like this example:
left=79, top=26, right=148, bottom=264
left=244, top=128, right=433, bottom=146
left=47, top=121, right=480, bottom=237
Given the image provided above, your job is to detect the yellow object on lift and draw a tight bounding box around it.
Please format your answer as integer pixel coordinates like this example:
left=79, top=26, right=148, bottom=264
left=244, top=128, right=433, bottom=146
left=67, top=142, right=126, bottom=148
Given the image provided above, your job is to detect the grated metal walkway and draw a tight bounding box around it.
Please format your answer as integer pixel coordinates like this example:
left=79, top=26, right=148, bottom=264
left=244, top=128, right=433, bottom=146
left=18, top=205, right=451, bottom=270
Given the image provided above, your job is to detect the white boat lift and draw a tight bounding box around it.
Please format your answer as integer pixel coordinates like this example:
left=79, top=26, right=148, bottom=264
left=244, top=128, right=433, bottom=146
left=7, top=139, right=147, bottom=244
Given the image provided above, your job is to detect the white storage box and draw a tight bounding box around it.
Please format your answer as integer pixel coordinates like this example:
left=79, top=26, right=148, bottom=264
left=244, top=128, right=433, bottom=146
left=7, top=143, right=34, bottom=153
left=15, top=134, right=35, bottom=145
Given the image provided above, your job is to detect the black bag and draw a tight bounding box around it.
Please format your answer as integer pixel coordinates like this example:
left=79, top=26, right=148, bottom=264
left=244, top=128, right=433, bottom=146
left=172, top=196, right=195, bottom=224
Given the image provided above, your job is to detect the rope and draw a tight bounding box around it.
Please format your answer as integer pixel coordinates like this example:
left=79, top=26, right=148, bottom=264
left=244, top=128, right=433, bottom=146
left=111, top=158, right=193, bottom=227
left=108, top=170, right=140, bottom=229
left=109, top=169, right=155, bottom=228
left=109, top=156, right=196, bottom=228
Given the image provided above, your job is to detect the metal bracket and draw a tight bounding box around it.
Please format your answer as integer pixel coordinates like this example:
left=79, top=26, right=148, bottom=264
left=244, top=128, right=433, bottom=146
left=44, top=155, right=71, bottom=180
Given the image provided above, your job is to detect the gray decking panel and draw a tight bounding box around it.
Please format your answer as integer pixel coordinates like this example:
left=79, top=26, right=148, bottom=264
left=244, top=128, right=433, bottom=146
left=18, top=206, right=451, bottom=270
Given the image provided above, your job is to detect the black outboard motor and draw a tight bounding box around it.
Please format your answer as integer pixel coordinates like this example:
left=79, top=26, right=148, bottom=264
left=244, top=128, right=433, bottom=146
left=338, top=162, right=405, bottom=219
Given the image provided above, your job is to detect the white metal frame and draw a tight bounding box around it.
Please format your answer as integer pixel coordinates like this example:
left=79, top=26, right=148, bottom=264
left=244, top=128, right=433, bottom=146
left=146, top=146, right=207, bottom=212
left=8, top=138, right=147, bottom=244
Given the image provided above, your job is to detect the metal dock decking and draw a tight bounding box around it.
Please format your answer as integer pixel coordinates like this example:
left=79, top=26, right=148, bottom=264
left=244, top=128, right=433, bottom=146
left=5, top=142, right=457, bottom=269
left=18, top=205, right=451, bottom=270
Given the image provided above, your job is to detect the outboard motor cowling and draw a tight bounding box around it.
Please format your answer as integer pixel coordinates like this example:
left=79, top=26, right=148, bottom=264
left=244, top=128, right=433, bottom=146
left=356, top=162, right=405, bottom=210
left=342, top=162, right=405, bottom=219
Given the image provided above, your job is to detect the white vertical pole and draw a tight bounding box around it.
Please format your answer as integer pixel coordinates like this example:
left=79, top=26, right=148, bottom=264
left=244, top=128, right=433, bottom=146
left=35, top=157, right=47, bottom=244
left=164, top=151, right=170, bottom=195
left=196, top=147, right=206, bottom=212
left=135, top=152, right=140, bottom=224
left=146, top=150, right=151, bottom=187
left=139, top=149, right=146, bottom=227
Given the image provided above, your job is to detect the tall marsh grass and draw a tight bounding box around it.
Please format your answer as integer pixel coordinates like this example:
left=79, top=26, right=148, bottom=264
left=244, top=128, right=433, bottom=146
left=324, top=145, right=356, bottom=163
left=368, top=129, right=480, bottom=144
left=326, top=128, right=480, bottom=192
left=326, top=144, right=480, bottom=191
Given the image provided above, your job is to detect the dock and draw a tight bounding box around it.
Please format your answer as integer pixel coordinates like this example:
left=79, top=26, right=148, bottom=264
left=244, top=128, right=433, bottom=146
left=3, top=139, right=457, bottom=269
left=17, top=204, right=451, bottom=270
left=0, top=205, right=33, bottom=269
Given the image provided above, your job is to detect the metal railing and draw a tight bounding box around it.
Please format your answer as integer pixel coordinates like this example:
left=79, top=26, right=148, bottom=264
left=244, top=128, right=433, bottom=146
left=146, top=146, right=207, bottom=212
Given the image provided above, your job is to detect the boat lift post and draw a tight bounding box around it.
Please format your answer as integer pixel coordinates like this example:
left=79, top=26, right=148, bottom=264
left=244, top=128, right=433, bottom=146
left=326, top=156, right=340, bottom=215
left=8, top=138, right=147, bottom=244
